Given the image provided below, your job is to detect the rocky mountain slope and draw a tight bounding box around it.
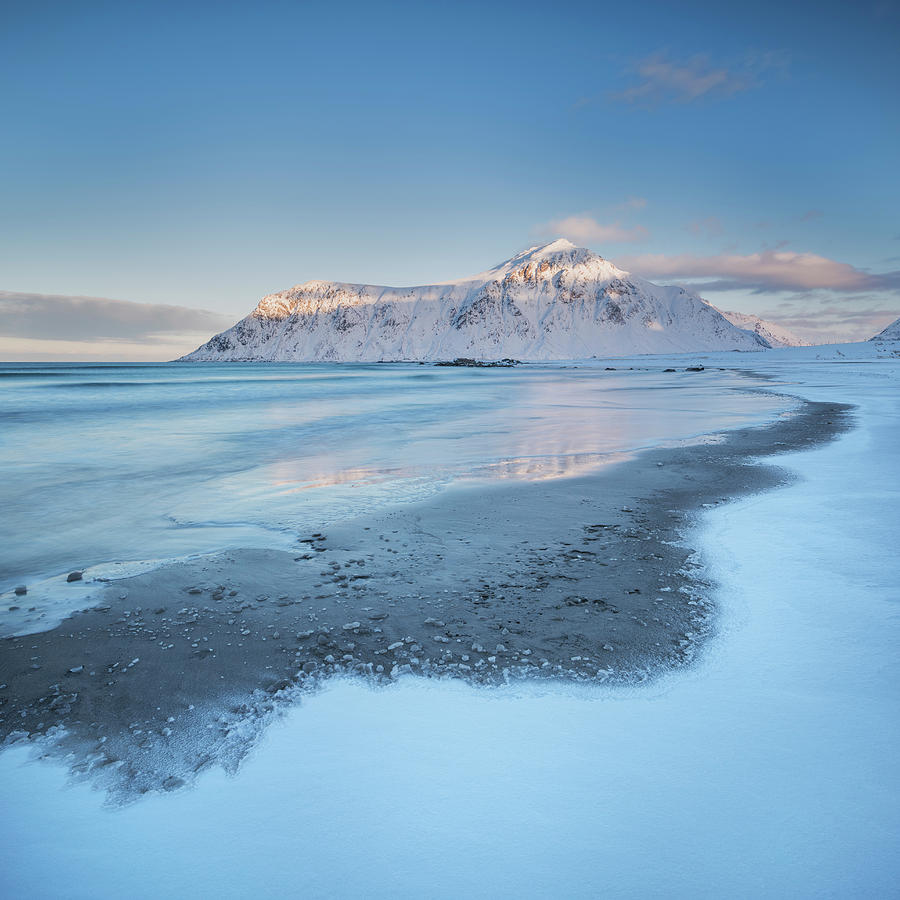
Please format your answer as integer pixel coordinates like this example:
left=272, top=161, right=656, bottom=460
left=870, top=316, right=900, bottom=341
left=181, top=240, right=771, bottom=361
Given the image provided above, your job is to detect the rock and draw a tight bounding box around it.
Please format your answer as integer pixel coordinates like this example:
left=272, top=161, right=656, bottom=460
left=14, top=585, right=27, bottom=596
left=342, top=621, right=361, bottom=630
left=685, top=366, right=705, bottom=372
left=66, top=571, right=83, bottom=583
left=435, top=358, right=519, bottom=368
left=67, top=665, right=84, bottom=675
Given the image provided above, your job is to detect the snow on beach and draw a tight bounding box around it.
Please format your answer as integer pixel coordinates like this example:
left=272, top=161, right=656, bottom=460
left=0, top=352, right=897, bottom=898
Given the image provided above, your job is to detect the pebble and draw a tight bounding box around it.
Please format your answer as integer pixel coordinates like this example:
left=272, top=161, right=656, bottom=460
left=14, top=586, right=27, bottom=596
left=67, top=665, right=84, bottom=675
left=66, top=571, right=83, bottom=583
left=342, top=622, right=361, bottom=630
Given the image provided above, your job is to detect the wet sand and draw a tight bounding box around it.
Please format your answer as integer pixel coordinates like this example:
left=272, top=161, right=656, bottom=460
left=0, top=393, right=851, bottom=798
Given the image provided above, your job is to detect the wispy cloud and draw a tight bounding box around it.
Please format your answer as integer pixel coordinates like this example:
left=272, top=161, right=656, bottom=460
left=770, top=303, right=899, bottom=343
left=0, top=291, right=233, bottom=360
left=539, top=215, right=648, bottom=245
left=616, top=197, right=647, bottom=211
left=687, top=216, right=724, bottom=238
left=611, top=51, right=787, bottom=107
left=615, top=251, right=900, bottom=294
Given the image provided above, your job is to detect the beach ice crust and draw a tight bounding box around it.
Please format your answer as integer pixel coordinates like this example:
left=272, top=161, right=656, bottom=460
left=0, top=353, right=897, bottom=897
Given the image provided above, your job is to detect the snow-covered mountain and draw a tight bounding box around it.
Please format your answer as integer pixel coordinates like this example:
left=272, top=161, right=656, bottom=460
left=870, top=316, right=900, bottom=341
left=181, top=240, right=771, bottom=361
left=717, top=310, right=810, bottom=347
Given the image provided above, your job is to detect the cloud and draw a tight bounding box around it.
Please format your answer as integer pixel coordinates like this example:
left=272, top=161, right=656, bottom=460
left=769, top=304, right=900, bottom=343
left=687, top=217, right=724, bottom=238
left=0, top=291, right=233, bottom=360
left=0, top=291, right=232, bottom=342
left=541, top=216, right=648, bottom=245
left=611, top=51, right=787, bottom=107
left=615, top=251, right=900, bottom=294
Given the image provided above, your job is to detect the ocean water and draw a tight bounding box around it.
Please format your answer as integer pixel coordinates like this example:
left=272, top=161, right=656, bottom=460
left=1, top=361, right=788, bottom=596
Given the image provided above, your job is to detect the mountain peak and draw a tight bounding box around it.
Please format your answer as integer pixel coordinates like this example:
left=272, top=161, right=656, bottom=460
left=521, top=238, right=578, bottom=256
left=464, top=239, right=620, bottom=285
left=505, top=238, right=590, bottom=265
left=870, top=316, right=900, bottom=341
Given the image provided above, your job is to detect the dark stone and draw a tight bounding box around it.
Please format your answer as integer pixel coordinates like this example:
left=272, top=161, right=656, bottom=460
left=66, top=571, right=83, bottom=583
left=434, top=358, right=520, bottom=368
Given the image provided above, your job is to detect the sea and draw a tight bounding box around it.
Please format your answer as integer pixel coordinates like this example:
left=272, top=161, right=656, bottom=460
left=1, top=361, right=789, bottom=602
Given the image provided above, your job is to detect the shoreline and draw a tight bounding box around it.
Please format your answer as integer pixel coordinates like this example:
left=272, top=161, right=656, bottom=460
left=0, top=384, right=852, bottom=798
left=0, top=363, right=792, bottom=635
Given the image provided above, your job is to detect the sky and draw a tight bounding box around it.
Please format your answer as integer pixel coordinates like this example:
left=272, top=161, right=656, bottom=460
left=1, top=0, right=898, bottom=359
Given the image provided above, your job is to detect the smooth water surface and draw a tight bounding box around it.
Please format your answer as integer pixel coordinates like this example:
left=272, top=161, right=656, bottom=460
left=1, top=362, right=787, bottom=591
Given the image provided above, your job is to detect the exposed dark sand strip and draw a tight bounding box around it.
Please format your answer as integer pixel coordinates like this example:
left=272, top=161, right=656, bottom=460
left=0, top=394, right=851, bottom=798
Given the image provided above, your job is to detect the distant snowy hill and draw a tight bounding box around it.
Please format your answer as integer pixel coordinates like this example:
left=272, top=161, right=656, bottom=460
left=870, top=316, right=900, bottom=341
left=181, top=240, right=771, bottom=361
left=717, top=310, right=810, bottom=348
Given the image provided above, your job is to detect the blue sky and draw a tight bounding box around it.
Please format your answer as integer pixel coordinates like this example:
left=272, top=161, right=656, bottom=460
left=1, top=0, right=898, bottom=357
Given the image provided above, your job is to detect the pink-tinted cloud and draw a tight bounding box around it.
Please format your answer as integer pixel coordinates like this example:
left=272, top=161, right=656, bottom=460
left=541, top=216, right=648, bottom=245
left=616, top=250, right=900, bottom=293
